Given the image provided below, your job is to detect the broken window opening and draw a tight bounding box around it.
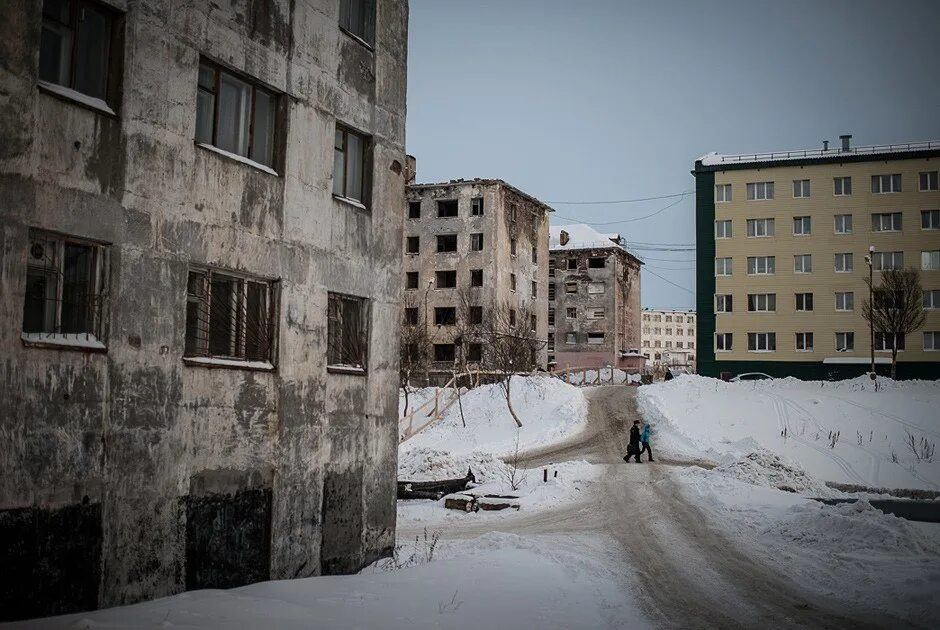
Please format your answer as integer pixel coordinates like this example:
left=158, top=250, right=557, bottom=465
left=437, top=199, right=458, bottom=218
left=327, top=292, right=369, bottom=370
left=434, top=307, right=456, bottom=326
left=435, top=270, right=456, bottom=289
left=437, top=234, right=458, bottom=253
left=339, top=0, right=376, bottom=46
left=333, top=124, right=370, bottom=204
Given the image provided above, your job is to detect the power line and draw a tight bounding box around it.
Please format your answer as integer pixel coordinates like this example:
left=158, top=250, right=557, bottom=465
left=643, top=267, right=695, bottom=295
left=636, top=254, right=697, bottom=262
left=642, top=264, right=697, bottom=271
left=553, top=193, right=690, bottom=226
left=547, top=191, right=693, bottom=205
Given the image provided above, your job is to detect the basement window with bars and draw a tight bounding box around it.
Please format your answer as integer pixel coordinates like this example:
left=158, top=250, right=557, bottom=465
left=184, top=268, right=278, bottom=366
left=22, top=230, right=109, bottom=349
left=327, top=292, right=370, bottom=371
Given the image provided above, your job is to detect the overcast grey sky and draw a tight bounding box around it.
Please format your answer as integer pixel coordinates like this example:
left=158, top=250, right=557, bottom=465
left=405, top=0, right=940, bottom=309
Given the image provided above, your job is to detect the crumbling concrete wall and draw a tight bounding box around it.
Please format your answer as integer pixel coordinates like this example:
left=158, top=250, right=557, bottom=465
left=0, top=0, right=407, bottom=620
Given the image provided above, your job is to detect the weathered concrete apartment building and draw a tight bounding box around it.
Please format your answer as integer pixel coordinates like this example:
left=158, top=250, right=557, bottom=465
left=1, top=0, right=407, bottom=621
left=641, top=308, right=696, bottom=370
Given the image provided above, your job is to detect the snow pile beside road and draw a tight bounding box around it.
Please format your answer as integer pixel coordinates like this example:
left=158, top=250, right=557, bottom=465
left=638, top=374, right=940, bottom=489
left=398, top=447, right=508, bottom=484
left=717, top=448, right=834, bottom=496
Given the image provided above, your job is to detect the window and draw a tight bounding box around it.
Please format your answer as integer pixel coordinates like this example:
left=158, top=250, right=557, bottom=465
left=333, top=125, right=369, bottom=203
left=408, top=201, right=421, bottom=219
left=715, top=184, right=732, bottom=202
left=715, top=220, right=732, bottom=239
left=871, top=212, right=902, bottom=232
left=923, top=250, right=940, bottom=271
left=747, top=332, right=776, bottom=352
left=566, top=307, right=577, bottom=319
left=793, top=216, right=811, bottom=235
left=874, top=332, right=904, bottom=352
left=197, top=61, right=280, bottom=169
left=548, top=283, right=556, bottom=301
left=919, top=171, right=938, bottom=192
left=871, top=174, right=901, bottom=193
left=588, top=256, right=606, bottom=268
left=548, top=308, right=555, bottom=326
left=795, top=293, right=813, bottom=311
left=688, top=328, right=694, bottom=335
left=510, top=273, right=517, bottom=292
left=469, top=306, right=483, bottom=325
left=587, top=282, right=605, bottom=294
left=589, top=307, right=606, bottom=319
left=687, top=316, right=693, bottom=323
left=747, top=256, right=775, bottom=275
left=22, top=230, right=108, bottom=344
left=676, top=341, right=683, bottom=348
left=793, top=179, right=810, bottom=198
left=510, top=238, right=517, bottom=256
left=715, top=333, right=732, bottom=351
left=835, top=292, right=854, bottom=311
left=565, top=332, right=577, bottom=344
left=471, top=197, right=484, bottom=216
left=747, top=293, right=776, bottom=312
left=872, top=251, right=903, bottom=271
left=470, top=269, right=483, bottom=287
left=665, top=316, right=672, bottom=322
left=326, top=293, right=368, bottom=370
left=873, top=290, right=903, bottom=311
left=531, top=281, right=538, bottom=299
left=587, top=333, right=605, bottom=345
left=665, top=328, right=673, bottom=336
left=794, top=254, right=812, bottom=273
left=530, top=314, right=537, bottom=332
left=654, top=340, right=661, bottom=348
left=339, top=0, right=376, bottom=46
left=746, top=182, right=774, bottom=200
left=834, top=177, right=852, bottom=196
left=405, top=271, right=419, bottom=290
left=795, top=332, right=813, bottom=352
left=567, top=258, right=578, bottom=270
left=437, top=199, right=458, bottom=218
left=434, top=343, right=456, bottom=362
left=715, top=257, right=732, bottom=276
left=835, top=332, right=854, bottom=352
left=403, top=307, right=420, bottom=326
left=925, top=332, right=940, bottom=351
left=548, top=259, right=556, bottom=278
left=925, top=290, right=940, bottom=309
left=434, top=307, right=456, bottom=326
left=509, top=203, right=518, bottom=222
left=405, top=236, right=419, bottom=254
left=509, top=309, right=516, bottom=326
left=467, top=343, right=483, bottom=362
left=437, top=234, right=458, bottom=252
left=834, top=214, right=853, bottom=234
left=39, top=0, right=117, bottom=105
left=532, top=246, right=538, bottom=264
left=746, top=218, right=775, bottom=237
left=435, top=270, right=456, bottom=288
left=923, top=210, right=940, bottom=230
left=835, top=253, right=853, bottom=273
left=469, top=233, right=484, bottom=251
left=565, top=282, right=578, bottom=294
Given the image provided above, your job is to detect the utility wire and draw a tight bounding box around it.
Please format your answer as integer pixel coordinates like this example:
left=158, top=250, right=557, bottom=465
left=553, top=193, right=690, bottom=225
left=547, top=191, right=693, bottom=205
left=636, top=254, right=697, bottom=262
left=643, top=266, right=695, bottom=295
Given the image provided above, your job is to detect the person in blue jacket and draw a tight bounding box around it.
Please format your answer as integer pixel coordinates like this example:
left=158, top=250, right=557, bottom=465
left=640, top=422, right=655, bottom=462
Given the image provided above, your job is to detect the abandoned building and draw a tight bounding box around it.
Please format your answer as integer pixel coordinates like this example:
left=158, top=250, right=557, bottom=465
left=404, top=176, right=553, bottom=382
left=641, top=308, right=697, bottom=371
left=0, top=0, right=407, bottom=621
left=548, top=225, right=644, bottom=372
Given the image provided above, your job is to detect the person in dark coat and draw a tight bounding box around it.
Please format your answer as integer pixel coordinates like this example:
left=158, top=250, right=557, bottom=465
left=640, top=423, right=655, bottom=462
left=664, top=368, right=674, bottom=381
left=625, top=420, right=642, bottom=462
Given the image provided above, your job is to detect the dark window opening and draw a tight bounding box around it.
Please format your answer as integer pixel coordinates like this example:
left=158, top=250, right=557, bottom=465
left=567, top=258, right=578, bottom=270
left=509, top=203, right=517, bottom=221
left=548, top=308, right=555, bottom=326
left=510, top=239, right=517, bottom=256
left=339, top=0, right=376, bottom=46
left=40, top=0, right=117, bottom=104
left=471, top=197, right=484, bottom=216
left=408, top=201, right=421, bottom=219
left=405, top=236, right=419, bottom=254
left=469, top=233, right=484, bottom=251
left=588, top=257, right=605, bottom=268
left=434, top=343, right=456, bottom=362
left=333, top=124, right=370, bottom=204
left=404, top=307, right=418, bottom=325
left=327, top=292, right=369, bottom=370
left=435, top=270, right=456, bottom=288
left=532, top=246, right=538, bottom=264
left=531, top=281, right=537, bottom=299
left=509, top=309, right=516, bottom=326
left=434, top=307, right=456, bottom=326
left=469, top=306, right=483, bottom=325
left=530, top=314, right=537, bottom=332
left=510, top=273, right=517, bottom=291
left=405, top=272, right=419, bottom=290
left=437, top=199, right=458, bottom=218
left=467, top=343, right=483, bottom=362
left=470, top=269, right=483, bottom=287
left=437, top=234, right=458, bottom=253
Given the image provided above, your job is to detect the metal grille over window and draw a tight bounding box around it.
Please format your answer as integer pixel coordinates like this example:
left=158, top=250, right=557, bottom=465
left=327, top=293, right=369, bottom=370
left=184, top=269, right=276, bottom=363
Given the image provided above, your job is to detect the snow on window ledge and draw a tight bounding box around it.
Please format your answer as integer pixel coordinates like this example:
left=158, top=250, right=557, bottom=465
left=327, top=364, right=367, bottom=376
left=21, top=332, right=107, bottom=352
left=332, top=194, right=368, bottom=211
left=195, top=143, right=279, bottom=176
left=37, top=80, right=116, bottom=116
left=183, top=356, right=275, bottom=371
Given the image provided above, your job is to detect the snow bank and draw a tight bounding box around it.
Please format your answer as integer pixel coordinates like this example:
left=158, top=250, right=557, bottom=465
left=716, top=448, right=834, bottom=496
left=638, top=374, right=940, bottom=489
left=398, top=447, right=508, bottom=484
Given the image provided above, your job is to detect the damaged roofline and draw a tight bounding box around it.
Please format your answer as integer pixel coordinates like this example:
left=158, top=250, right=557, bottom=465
left=408, top=178, right=555, bottom=214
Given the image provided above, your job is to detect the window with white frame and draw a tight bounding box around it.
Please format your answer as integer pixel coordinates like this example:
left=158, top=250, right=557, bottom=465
left=920, top=171, right=939, bottom=192
left=587, top=282, right=606, bottom=294
left=746, top=218, right=774, bottom=237
left=715, top=332, right=732, bottom=351
left=871, top=174, right=901, bottom=193
left=23, top=230, right=108, bottom=345
left=747, top=332, right=776, bottom=352
left=565, top=332, right=577, bottom=344
left=835, top=253, right=854, bottom=272
left=833, top=176, right=852, bottom=196
left=747, top=293, right=776, bottom=312
left=185, top=268, right=278, bottom=363
left=793, top=216, right=811, bottom=235
left=874, top=332, right=904, bottom=351
left=871, top=212, right=902, bottom=232
left=715, top=184, right=732, bottom=202
left=834, top=214, right=853, bottom=234
left=715, top=220, right=732, bottom=239
left=715, top=257, right=732, bottom=276
left=795, top=332, right=813, bottom=352
left=715, top=294, right=732, bottom=312
left=923, top=210, right=940, bottom=230
left=924, top=289, right=940, bottom=309
left=795, top=292, right=813, bottom=311
left=835, top=332, right=854, bottom=352
left=835, top=291, right=854, bottom=311
left=746, top=182, right=774, bottom=200
left=872, top=251, right=903, bottom=271
left=925, top=331, right=940, bottom=351
left=747, top=256, right=775, bottom=275
left=793, top=179, right=810, bottom=198
left=794, top=254, right=812, bottom=273
left=333, top=125, right=370, bottom=204
left=923, top=250, right=940, bottom=271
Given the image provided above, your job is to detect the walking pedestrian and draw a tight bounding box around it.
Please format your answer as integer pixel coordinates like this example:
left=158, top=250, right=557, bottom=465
left=640, top=422, right=655, bottom=462
left=624, top=420, right=642, bottom=463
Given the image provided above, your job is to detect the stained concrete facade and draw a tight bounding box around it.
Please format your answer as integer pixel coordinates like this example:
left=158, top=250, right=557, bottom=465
left=548, top=226, right=643, bottom=371
left=0, top=0, right=407, bottom=620
left=404, top=179, right=552, bottom=379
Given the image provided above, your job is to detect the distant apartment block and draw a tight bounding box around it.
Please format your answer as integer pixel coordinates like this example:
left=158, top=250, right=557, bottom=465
left=641, top=308, right=696, bottom=369
left=694, top=135, right=940, bottom=380
left=548, top=225, right=643, bottom=371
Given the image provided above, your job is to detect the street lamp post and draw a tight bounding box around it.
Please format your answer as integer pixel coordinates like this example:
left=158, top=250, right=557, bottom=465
left=866, top=245, right=875, bottom=379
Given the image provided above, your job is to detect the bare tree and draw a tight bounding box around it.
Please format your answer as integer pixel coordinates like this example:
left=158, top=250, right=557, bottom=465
left=480, top=299, right=543, bottom=427
left=400, top=292, right=431, bottom=416
left=862, top=267, right=926, bottom=379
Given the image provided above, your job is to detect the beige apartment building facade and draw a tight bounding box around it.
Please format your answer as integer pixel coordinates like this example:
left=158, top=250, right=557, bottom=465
left=641, top=309, right=696, bottom=370
left=694, top=137, right=940, bottom=380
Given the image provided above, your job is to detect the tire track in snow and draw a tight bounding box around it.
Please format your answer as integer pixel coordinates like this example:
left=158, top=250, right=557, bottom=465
left=832, top=396, right=940, bottom=441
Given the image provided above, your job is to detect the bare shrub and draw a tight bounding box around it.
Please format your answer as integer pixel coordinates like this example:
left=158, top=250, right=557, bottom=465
left=906, top=431, right=936, bottom=463
left=502, top=430, right=529, bottom=491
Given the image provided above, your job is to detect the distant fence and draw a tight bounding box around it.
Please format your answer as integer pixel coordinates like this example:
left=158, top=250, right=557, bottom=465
left=555, top=366, right=642, bottom=386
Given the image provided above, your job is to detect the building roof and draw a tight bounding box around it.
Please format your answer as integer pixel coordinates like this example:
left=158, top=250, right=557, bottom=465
left=549, top=224, right=644, bottom=265
left=408, top=178, right=555, bottom=214
left=695, top=139, right=940, bottom=172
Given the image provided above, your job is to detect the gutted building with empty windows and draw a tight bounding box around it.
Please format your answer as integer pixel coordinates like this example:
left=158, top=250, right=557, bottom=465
left=0, top=0, right=407, bottom=621
left=548, top=225, right=643, bottom=372
left=641, top=308, right=696, bottom=370
left=694, top=136, right=940, bottom=380
left=404, top=177, right=553, bottom=380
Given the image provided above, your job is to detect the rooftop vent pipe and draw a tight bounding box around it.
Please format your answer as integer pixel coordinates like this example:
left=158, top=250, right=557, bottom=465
left=840, top=134, right=852, bottom=152
left=823, top=140, right=829, bottom=151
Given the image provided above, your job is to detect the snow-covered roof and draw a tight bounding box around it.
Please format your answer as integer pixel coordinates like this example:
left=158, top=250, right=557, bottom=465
left=549, top=224, right=621, bottom=251
left=697, top=140, right=940, bottom=168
